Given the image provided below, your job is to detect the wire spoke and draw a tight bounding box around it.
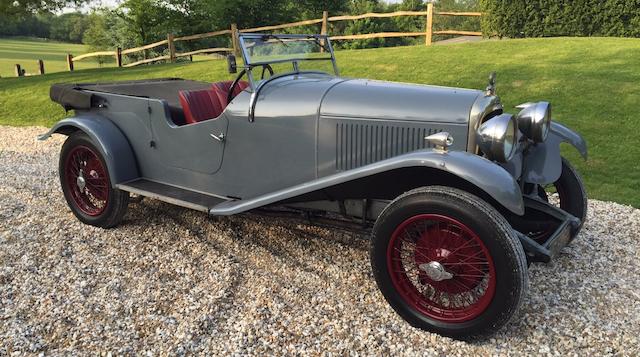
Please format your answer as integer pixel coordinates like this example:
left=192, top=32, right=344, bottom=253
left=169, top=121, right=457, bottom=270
left=387, top=214, right=496, bottom=322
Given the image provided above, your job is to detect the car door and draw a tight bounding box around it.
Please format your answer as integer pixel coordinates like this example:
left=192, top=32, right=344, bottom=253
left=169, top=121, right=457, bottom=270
left=149, top=99, right=229, bottom=175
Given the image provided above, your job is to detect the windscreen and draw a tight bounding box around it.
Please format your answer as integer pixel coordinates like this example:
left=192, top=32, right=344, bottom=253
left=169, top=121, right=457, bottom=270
left=240, top=35, right=333, bottom=65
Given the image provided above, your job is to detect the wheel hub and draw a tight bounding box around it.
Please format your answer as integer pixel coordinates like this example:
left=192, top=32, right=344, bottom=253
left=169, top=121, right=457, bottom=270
left=418, top=261, right=453, bottom=281
left=76, top=171, right=86, bottom=192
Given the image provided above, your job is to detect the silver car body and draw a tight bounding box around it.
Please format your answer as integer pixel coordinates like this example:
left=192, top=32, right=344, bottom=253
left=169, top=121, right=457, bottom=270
left=40, top=34, right=586, bottom=221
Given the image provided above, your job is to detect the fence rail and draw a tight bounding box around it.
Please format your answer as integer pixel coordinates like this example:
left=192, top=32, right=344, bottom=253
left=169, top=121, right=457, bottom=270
left=327, top=10, right=428, bottom=21
left=63, top=4, right=481, bottom=72
left=121, top=39, right=169, bottom=55
left=330, top=32, right=428, bottom=41
left=174, top=29, right=232, bottom=42
left=241, top=18, right=325, bottom=33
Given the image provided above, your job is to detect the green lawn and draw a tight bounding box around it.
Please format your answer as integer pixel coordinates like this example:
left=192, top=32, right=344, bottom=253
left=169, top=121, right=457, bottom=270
left=0, top=37, right=638, bottom=207
left=0, top=37, right=112, bottom=78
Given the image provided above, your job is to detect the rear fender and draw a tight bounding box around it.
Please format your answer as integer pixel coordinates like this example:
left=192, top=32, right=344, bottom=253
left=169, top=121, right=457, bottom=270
left=523, top=122, right=587, bottom=184
left=38, top=116, right=139, bottom=186
left=211, top=150, right=524, bottom=216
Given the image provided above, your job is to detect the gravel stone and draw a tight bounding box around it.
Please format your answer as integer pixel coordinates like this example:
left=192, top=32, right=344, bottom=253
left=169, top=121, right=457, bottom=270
left=1, top=125, right=639, bottom=355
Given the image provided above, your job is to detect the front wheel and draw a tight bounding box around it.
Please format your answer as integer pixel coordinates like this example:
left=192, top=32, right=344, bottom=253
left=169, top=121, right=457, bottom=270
left=370, top=186, right=528, bottom=340
left=539, top=157, right=587, bottom=241
left=59, top=132, right=129, bottom=228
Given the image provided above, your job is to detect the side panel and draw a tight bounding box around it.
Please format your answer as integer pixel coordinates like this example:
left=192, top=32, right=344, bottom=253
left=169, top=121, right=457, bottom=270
left=89, top=93, right=154, bottom=182
left=211, top=150, right=524, bottom=216
left=213, top=74, right=345, bottom=198
left=39, top=115, right=139, bottom=186
left=317, top=116, right=468, bottom=177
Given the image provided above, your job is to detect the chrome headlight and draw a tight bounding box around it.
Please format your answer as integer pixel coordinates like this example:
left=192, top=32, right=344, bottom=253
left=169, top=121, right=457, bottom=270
left=515, top=101, right=551, bottom=142
left=476, top=114, right=518, bottom=162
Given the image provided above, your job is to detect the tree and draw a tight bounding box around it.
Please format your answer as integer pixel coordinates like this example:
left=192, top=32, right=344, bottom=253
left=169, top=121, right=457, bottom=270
left=203, top=0, right=295, bottom=29
left=392, top=0, right=426, bottom=46
left=115, top=0, right=177, bottom=45
left=82, top=12, right=113, bottom=65
left=83, top=10, right=140, bottom=62
left=0, top=11, right=53, bottom=38
left=296, top=0, right=349, bottom=17
left=0, top=0, right=89, bottom=15
left=50, top=12, right=89, bottom=43
left=335, top=0, right=387, bottom=49
left=433, top=0, right=480, bottom=39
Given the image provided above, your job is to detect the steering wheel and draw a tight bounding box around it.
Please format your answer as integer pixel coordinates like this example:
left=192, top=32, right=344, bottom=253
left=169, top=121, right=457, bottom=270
left=226, top=64, right=275, bottom=104
left=227, top=69, right=247, bottom=104
left=261, top=64, right=274, bottom=79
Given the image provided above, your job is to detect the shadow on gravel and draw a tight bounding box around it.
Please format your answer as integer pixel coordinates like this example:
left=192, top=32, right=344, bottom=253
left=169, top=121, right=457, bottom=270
left=125, top=199, right=553, bottom=344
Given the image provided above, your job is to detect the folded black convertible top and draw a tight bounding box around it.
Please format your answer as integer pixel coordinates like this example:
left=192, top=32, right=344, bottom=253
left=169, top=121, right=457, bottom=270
left=50, top=78, right=211, bottom=111
left=50, top=83, right=94, bottom=111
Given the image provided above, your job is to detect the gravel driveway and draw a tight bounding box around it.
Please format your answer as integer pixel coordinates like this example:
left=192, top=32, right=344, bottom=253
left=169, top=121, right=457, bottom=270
left=1, top=126, right=639, bottom=355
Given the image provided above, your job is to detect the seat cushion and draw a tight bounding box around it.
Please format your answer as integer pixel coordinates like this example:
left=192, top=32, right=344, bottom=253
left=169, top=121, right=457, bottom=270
left=178, top=88, right=224, bottom=125
left=179, top=81, right=249, bottom=125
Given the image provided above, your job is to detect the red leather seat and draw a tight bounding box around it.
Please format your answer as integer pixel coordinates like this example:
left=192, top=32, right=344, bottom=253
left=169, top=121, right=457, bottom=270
left=179, top=88, right=224, bottom=125
left=178, top=81, right=249, bottom=125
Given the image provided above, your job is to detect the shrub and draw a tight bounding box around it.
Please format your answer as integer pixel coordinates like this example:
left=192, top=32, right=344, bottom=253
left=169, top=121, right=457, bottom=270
left=480, top=0, right=640, bottom=38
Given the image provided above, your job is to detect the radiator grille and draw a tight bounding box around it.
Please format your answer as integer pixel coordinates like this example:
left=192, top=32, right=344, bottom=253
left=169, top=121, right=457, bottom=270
left=335, top=123, right=440, bottom=171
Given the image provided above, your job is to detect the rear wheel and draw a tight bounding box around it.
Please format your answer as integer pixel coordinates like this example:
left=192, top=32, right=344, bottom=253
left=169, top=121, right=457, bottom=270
left=370, top=186, right=528, bottom=339
left=59, top=132, right=129, bottom=228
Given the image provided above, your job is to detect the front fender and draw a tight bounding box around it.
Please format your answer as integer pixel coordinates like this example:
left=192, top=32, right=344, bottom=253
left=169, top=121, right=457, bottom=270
left=211, top=149, right=524, bottom=216
left=523, top=122, right=587, bottom=184
left=551, top=122, right=588, bottom=159
left=39, top=116, right=139, bottom=186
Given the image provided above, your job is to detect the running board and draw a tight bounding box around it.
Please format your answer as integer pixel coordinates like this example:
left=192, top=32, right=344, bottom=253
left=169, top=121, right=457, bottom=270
left=117, top=179, right=229, bottom=213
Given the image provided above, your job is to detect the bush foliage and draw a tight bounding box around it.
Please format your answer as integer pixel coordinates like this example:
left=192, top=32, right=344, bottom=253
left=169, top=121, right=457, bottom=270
left=480, top=0, right=640, bottom=38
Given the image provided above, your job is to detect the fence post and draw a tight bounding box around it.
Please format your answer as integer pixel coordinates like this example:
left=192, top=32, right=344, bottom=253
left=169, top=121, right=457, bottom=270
left=116, top=47, right=123, bottom=67
left=38, top=59, right=45, bottom=75
left=168, top=34, right=176, bottom=62
left=15, top=64, right=23, bottom=77
left=66, top=54, right=74, bottom=71
left=425, top=2, right=434, bottom=46
left=321, top=11, right=329, bottom=35
left=231, top=23, right=240, bottom=56
left=320, top=10, right=329, bottom=53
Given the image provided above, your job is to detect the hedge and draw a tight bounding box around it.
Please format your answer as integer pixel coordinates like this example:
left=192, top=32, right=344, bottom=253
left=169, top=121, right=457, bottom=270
left=480, top=0, right=640, bottom=38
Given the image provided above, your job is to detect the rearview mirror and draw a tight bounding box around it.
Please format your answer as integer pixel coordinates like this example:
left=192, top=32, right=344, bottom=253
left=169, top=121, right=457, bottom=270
left=227, top=55, right=237, bottom=74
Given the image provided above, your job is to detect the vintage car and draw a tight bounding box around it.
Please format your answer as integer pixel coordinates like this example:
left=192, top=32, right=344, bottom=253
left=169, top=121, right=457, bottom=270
left=40, top=33, right=587, bottom=339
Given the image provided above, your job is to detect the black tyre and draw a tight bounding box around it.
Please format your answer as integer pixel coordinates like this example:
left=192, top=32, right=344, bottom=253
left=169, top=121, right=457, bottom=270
left=59, top=132, right=129, bottom=228
left=370, top=186, right=528, bottom=340
left=540, top=157, right=587, bottom=240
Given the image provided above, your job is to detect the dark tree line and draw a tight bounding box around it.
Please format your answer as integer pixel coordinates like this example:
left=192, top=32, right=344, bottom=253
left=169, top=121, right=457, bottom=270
left=0, top=0, right=92, bottom=42
left=0, top=12, right=91, bottom=43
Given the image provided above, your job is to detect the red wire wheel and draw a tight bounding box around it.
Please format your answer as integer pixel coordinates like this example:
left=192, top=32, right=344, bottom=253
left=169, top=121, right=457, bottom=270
left=387, top=214, right=496, bottom=323
left=63, top=145, right=110, bottom=216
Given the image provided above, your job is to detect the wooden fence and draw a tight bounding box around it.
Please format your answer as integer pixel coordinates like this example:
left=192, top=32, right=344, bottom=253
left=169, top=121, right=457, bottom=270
left=65, top=3, right=481, bottom=71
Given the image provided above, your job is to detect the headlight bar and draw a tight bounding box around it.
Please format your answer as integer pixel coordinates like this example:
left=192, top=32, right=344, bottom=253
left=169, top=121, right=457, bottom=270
left=515, top=101, right=551, bottom=143
left=476, top=114, right=518, bottom=163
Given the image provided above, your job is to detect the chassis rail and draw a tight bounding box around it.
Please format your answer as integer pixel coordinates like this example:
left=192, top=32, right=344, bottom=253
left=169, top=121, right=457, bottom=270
left=515, top=197, right=581, bottom=263
left=271, top=196, right=580, bottom=264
